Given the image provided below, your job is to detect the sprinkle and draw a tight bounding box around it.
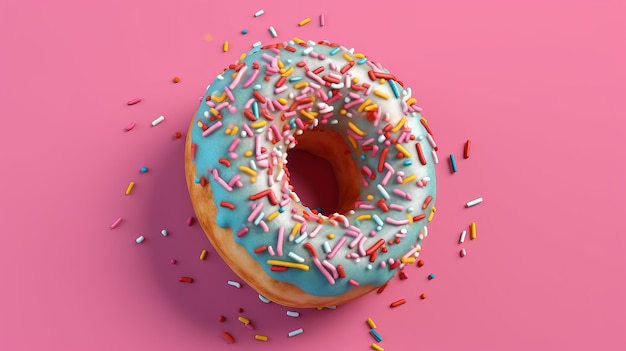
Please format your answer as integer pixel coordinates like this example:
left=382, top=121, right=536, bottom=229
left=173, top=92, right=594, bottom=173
left=348, top=279, right=360, bottom=286
left=187, top=216, right=195, bottom=226
left=221, top=331, right=235, bottom=344
left=420, top=293, right=427, bottom=299
left=227, top=280, right=242, bottom=288
left=370, top=329, right=383, bottom=342
left=151, top=115, right=165, bottom=126
left=286, top=311, right=300, bottom=317
left=460, top=248, right=467, bottom=257
left=172, top=76, right=181, bottom=83
left=470, top=221, right=477, bottom=239
left=459, top=230, right=467, bottom=243
left=266, top=260, right=309, bottom=271
left=390, top=298, right=407, bottom=308
left=110, top=217, right=123, bottom=229
left=140, top=166, right=148, bottom=173
left=220, top=201, right=236, bottom=210
left=135, top=235, right=145, bottom=244
left=449, top=154, right=458, bottom=173
left=254, top=9, right=264, bottom=17
left=161, top=229, right=168, bottom=236
left=298, top=18, right=311, bottom=26
left=371, top=344, right=384, bottom=351
left=288, top=328, right=303, bottom=337
left=269, top=26, right=278, bottom=38
left=241, top=29, right=248, bottom=34
left=327, top=236, right=347, bottom=259
left=428, top=273, right=435, bottom=280
left=288, top=251, right=305, bottom=263
left=464, top=139, right=471, bottom=158
left=127, top=97, right=142, bottom=105
left=367, top=317, right=377, bottom=329
left=258, top=294, right=271, bottom=303
left=125, top=181, right=135, bottom=195
left=200, top=250, right=208, bottom=260
left=178, top=276, right=193, bottom=283
left=465, top=197, right=483, bottom=208
left=223, top=41, right=229, bottom=52
left=218, top=315, right=226, bottom=322
left=319, top=14, right=325, bottom=27
left=124, top=122, right=136, bottom=131
left=238, top=316, right=250, bottom=325
left=415, top=143, right=427, bottom=165
left=417, top=260, right=425, bottom=267
left=255, top=335, right=268, bottom=341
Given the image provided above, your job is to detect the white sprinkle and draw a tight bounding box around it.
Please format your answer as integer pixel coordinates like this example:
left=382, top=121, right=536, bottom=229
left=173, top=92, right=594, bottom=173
left=161, top=229, right=168, bottom=236
left=254, top=9, right=264, bottom=17
left=227, top=280, right=242, bottom=288
left=252, top=41, right=262, bottom=48
left=259, top=294, right=271, bottom=303
left=432, top=150, right=439, bottom=164
left=322, top=241, right=331, bottom=253
left=288, top=328, right=303, bottom=337
left=135, top=235, right=145, bottom=244
left=288, top=251, right=305, bottom=263
left=269, top=26, right=278, bottom=38
left=376, top=184, right=390, bottom=200
left=465, top=197, right=484, bottom=208
left=286, top=311, right=300, bottom=317
left=151, top=115, right=165, bottom=126
left=459, top=230, right=467, bottom=243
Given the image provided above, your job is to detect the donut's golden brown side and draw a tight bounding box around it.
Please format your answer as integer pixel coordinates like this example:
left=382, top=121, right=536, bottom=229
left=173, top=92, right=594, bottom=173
left=184, top=123, right=377, bottom=308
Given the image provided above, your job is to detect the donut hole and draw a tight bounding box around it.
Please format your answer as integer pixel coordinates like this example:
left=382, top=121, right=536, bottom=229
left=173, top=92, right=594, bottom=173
left=286, top=129, right=360, bottom=215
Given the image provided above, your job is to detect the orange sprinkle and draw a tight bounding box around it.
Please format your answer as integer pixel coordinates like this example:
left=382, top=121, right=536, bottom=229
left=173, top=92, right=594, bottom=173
left=172, top=76, right=181, bottom=83
left=390, top=298, right=407, bottom=308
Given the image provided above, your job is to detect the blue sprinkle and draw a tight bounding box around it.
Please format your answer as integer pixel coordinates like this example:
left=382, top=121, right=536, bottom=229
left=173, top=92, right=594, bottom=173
left=194, top=178, right=200, bottom=184
left=252, top=101, right=259, bottom=118
left=354, top=220, right=360, bottom=226
left=241, top=29, right=248, bottom=34
left=357, top=57, right=367, bottom=65
left=428, top=273, right=435, bottom=280
left=388, top=79, right=400, bottom=98
left=449, top=154, right=458, bottom=173
left=288, top=76, right=303, bottom=82
left=140, top=166, right=148, bottom=173
left=278, top=207, right=285, bottom=213
left=294, top=232, right=308, bottom=244
left=252, top=84, right=262, bottom=90
left=329, top=47, right=341, bottom=55
left=369, top=329, right=383, bottom=342
left=360, top=155, right=366, bottom=161
left=403, top=160, right=413, bottom=166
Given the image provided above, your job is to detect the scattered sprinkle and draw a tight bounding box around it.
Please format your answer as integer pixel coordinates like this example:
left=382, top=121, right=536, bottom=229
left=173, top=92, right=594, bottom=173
left=254, top=9, right=264, bottom=17
left=151, top=115, right=165, bottom=126
left=140, top=166, right=148, bottom=173
left=370, top=328, right=383, bottom=342
left=255, top=334, right=268, bottom=341
left=124, top=122, right=136, bottom=131
left=459, top=230, right=467, bottom=243
left=288, top=328, right=303, bottom=337
left=319, top=14, right=325, bottom=27
left=170, top=259, right=176, bottom=264
left=218, top=315, right=226, bottom=322
left=420, top=292, right=427, bottom=299
left=221, top=331, right=235, bottom=344
left=258, top=294, right=271, bottom=303
left=127, top=97, right=142, bottom=105
left=371, top=343, right=384, bottom=351
left=470, top=221, right=477, bottom=240
left=428, top=273, right=435, bottom=280
left=173, top=131, right=182, bottom=139
left=223, top=41, right=229, bottom=52
left=460, top=248, right=467, bottom=257
left=172, top=76, right=181, bottom=83
left=125, top=181, right=135, bottom=195
left=161, top=229, right=168, bottom=236
left=390, top=298, right=407, bottom=308
left=200, top=249, right=208, bottom=260
left=227, top=280, right=242, bottom=288
left=135, top=235, right=145, bottom=244
left=449, top=154, right=457, bottom=173
left=286, top=311, right=300, bottom=317
left=178, top=276, right=194, bottom=283
left=465, top=197, right=483, bottom=208
left=110, top=217, right=123, bottom=229
left=187, top=216, right=195, bottom=226
left=298, top=17, right=311, bottom=26
left=464, top=139, right=471, bottom=159
left=241, top=29, right=248, bottom=35
left=367, top=317, right=377, bottom=329
left=268, top=26, right=278, bottom=38
left=417, top=260, right=425, bottom=267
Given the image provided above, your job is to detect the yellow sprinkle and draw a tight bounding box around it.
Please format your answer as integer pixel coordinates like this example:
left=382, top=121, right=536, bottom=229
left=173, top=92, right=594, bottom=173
left=267, top=211, right=280, bottom=221
left=428, top=206, right=436, bottom=222
left=401, top=257, right=416, bottom=264
left=223, top=41, right=229, bottom=52
left=352, top=77, right=359, bottom=83
left=402, top=174, right=417, bottom=184
left=238, top=316, right=250, bottom=324
left=250, top=177, right=256, bottom=183
left=292, top=37, right=305, bottom=44
left=209, top=107, right=219, bottom=116
left=366, top=194, right=374, bottom=201
left=298, top=17, right=311, bottom=26
left=406, top=97, right=417, bottom=106
left=293, top=81, right=309, bottom=89
left=371, top=343, right=384, bottom=351
left=300, top=110, right=317, bottom=121
left=125, top=181, right=135, bottom=195
left=373, top=90, right=389, bottom=99
left=277, top=59, right=285, bottom=70
left=196, top=121, right=203, bottom=128
left=364, top=104, right=379, bottom=112
left=356, top=214, right=372, bottom=221
left=348, top=121, right=367, bottom=136
left=212, top=93, right=227, bottom=102
left=244, top=150, right=253, bottom=157
left=391, top=116, right=407, bottom=132
left=420, top=117, right=428, bottom=124
left=347, top=134, right=358, bottom=150
left=239, top=166, right=257, bottom=177
left=229, top=126, right=239, bottom=135
left=277, top=97, right=288, bottom=105
left=281, top=66, right=294, bottom=76
left=354, top=53, right=365, bottom=59
left=357, top=99, right=372, bottom=113
left=291, top=223, right=302, bottom=238
left=327, top=233, right=334, bottom=239
left=224, top=128, right=231, bottom=134
left=200, top=249, right=208, bottom=261
left=255, top=335, right=268, bottom=341
left=266, top=260, right=309, bottom=271
left=342, top=52, right=354, bottom=62
left=407, top=213, right=414, bottom=224
left=366, top=317, right=377, bottom=329
left=250, top=120, right=267, bottom=129
left=239, top=52, right=247, bottom=61
left=470, top=221, right=477, bottom=239
left=395, top=143, right=411, bottom=158
left=378, top=78, right=386, bottom=84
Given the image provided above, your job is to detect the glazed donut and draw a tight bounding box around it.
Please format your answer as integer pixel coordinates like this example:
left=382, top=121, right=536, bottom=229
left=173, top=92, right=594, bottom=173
left=185, top=39, right=437, bottom=308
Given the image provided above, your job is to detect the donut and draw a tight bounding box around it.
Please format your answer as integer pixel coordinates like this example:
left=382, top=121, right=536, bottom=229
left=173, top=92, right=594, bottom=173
left=185, top=39, right=437, bottom=308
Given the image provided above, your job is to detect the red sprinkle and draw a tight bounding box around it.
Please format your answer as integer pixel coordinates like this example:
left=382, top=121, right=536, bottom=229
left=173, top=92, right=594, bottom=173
left=253, top=245, right=267, bottom=253
left=415, top=142, right=427, bottom=165
left=412, top=214, right=426, bottom=222
left=337, top=264, right=346, bottom=278
left=221, top=331, right=235, bottom=344
left=178, top=276, right=194, bottom=283
left=422, top=195, right=433, bottom=210
left=220, top=201, right=236, bottom=210
left=218, top=158, right=231, bottom=167
left=464, top=139, right=471, bottom=159
left=271, top=265, right=288, bottom=272
left=378, top=147, right=389, bottom=173
left=390, top=298, right=407, bottom=308
left=365, top=238, right=385, bottom=256
left=377, top=282, right=390, bottom=294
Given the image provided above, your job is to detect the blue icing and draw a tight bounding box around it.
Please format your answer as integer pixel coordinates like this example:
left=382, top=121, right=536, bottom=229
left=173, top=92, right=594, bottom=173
left=190, top=40, right=437, bottom=297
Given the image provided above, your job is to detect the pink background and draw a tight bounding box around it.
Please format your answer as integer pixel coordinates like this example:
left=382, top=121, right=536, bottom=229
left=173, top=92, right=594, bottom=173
left=1, top=0, right=625, bottom=350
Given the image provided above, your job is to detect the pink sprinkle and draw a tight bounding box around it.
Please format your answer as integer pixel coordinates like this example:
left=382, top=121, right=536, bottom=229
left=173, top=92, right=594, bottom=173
left=187, top=216, right=195, bottom=226
left=348, top=279, right=360, bottom=287
left=237, top=227, right=249, bottom=237
left=327, top=236, right=347, bottom=259
left=124, top=122, right=136, bottom=131
left=277, top=227, right=284, bottom=256
left=319, top=14, right=325, bottom=27
left=127, top=97, right=142, bottom=105
left=110, top=217, right=123, bottom=229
